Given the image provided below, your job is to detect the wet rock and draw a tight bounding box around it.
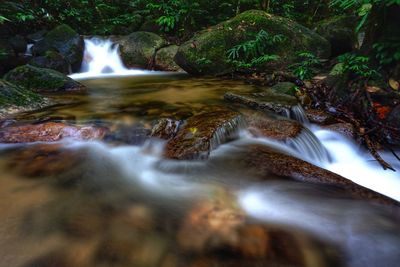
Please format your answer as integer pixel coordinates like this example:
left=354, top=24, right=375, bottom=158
left=151, top=118, right=182, bottom=140
left=30, top=51, right=70, bottom=74
left=9, top=35, right=27, bottom=54
left=244, top=145, right=399, bottom=206
left=8, top=144, right=83, bottom=177
left=177, top=197, right=246, bottom=252
left=324, top=123, right=355, bottom=139
left=271, top=82, right=296, bottom=96
left=32, top=24, right=84, bottom=72
left=0, top=122, right=106, bottom=143
left=26, top=30, right=48, bottom=43
left=224, top=92, right=297, bottom=116
left=155, top=45, right=183, bottom=71
left=305, top=109, right=335, bottom=125
left=118, top=31, right=167, bottom=69
left=0, top=39, right=18, bottom=75
left=165, top=107, right=243, bottom=160
left=104, top=123, right=151, bottom=145
left=314, top=15, right=357, bottom=57
left=0, top=79, right=51, bottom=118
left=244, top=111, right=303, bottom=140
left=175, top=10, right=330, bottom=75
left=4, top=65, right=85, bottom=92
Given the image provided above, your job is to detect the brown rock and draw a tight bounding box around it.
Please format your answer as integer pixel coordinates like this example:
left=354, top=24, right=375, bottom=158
left=151, top=118, right=182, bottom=140
left=165, top=108, right=243, bottom=159
left=305, top=109, right=336, bottom=125
left=244, top=111, right=303, bottom=140
left=244, top=145, right=399, bottom=206
left=0, top=122, right=106, bottom=143
left=8, top=143, right=83, bottom=177
left=324, top=123, right=355, bottom=139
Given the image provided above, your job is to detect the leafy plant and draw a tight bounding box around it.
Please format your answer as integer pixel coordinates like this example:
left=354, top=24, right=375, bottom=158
left=337, top=53, right=380, bottom=78
left=289, top=52, right=322, bottom=80
left=227, top=30, right=285, bottom=69
left=373, top=38, right=400, bottom=66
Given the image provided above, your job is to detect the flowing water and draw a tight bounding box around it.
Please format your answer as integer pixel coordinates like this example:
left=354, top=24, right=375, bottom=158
left=1, top=39, right=400, bottom=267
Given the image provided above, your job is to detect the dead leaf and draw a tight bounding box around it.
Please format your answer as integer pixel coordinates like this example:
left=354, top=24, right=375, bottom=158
left=366, top=86, right=381, bottom=93
left=389, top=78, right=399, bottom=90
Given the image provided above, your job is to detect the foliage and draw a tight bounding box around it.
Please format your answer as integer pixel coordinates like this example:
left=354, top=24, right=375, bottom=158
left=373, top=38, right=400, bottom=66
left=289, top=52, right=322, bottom=80
left=227, top=30, right=285, bottom=69
left=337, top=53, right=380, bottom=78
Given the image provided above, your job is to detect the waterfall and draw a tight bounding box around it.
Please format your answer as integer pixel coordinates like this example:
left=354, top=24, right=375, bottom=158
left=25, top=44, right=33, bottom=56
left=69, top=37, right=152, bottom=79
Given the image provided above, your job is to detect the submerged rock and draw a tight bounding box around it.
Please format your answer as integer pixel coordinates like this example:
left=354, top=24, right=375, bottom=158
left=0, top=122, right=106, bottom=143
left=224, top=91, right=297, bottom=116
left=175, top=10, right=330, bottom=75
left=0, top=79, right=50, bottom=118
left=118, top=31, right=167, bottom=69
left=271, top=82, right=297, bottom=96
left=32, top=24, right=84, bottom=72
left=4, top=65, right=85, bottom=92
left=154, top=45, right=183, bottom=71
left=165, top=107, right=244, bottom=160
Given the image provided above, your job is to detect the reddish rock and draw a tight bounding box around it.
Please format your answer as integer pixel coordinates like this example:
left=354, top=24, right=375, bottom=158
left=151, top=118, right=182, bottom=140
left=0, top=122, right=106, bottom=143
left=306, top=109, right=336, bottom=125
left=244, top=111, right=303, bottom=140
left=324, top=123, right=355, bottom=139
left=165, top=108, right=243, bottom=159
left=244, top=145, right=399, bottom=206
left=8, top=144, right=83, bottom=177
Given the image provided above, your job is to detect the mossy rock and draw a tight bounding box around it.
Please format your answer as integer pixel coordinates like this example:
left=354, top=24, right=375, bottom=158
left=155, top=45, right=183, bottom=71
left=271, top=82, right=297, bottom=96
left=118, top=31, right=167, bottom=69
left=30, top=51, right=69, bottom=74
left=32, top=24, right=84, bottom=72
left=3, top=65, right=85, bottom=93
left=0, top=79, right=50, bottom=117
left=314, top=15, right=357, bottom=57
left=175, top=10, right=330, bottom=76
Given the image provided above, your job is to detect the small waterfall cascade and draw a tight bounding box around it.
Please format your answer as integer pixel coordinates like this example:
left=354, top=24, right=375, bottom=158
left=69, top=37, right=151, bottom=79
left=210, top=115, right=248, bottom=151
left=25, top=44, right=33, bottom=56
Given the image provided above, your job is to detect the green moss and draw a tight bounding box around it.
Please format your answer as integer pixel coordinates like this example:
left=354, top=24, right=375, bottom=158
left=0, top=79, right=44, bottom=108
left=3, top=65, right=83, bottom=92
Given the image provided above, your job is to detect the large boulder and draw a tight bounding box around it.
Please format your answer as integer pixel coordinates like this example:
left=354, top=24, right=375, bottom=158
left=154, top=45, right=183, bottom=71
left=32, top=24, right=84, bottom=72
left=4, top=65, right=85, bottom=93
left=175, top=10, right=330, bottom=75
left=0, top=79, right=50, bottom=117
left=0, top=39, right=17, bottom=75
left=29, top=51, right=70, bottom=74
left=314, top=15, right=357, bottom=57
left=9, top=35, right=27, bottom=54
left=117, top=31, right=167, bottom=69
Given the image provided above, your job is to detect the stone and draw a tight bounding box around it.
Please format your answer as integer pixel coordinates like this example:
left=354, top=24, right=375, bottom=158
left=165, top=107, right=243, bottom=160
left=118, top=31, right=167, bottom=69
left=151, top=118, right=182, bottom=140
left=29, top=51, right=70, bottom=74
left=224, top=91, right=297, bottom=116
left=315, top=15, right=357, bottom=56
left=9, top=35, right=27, bottom=54
left=0, top=79, right=50, bottom=118
left=324, top=123, right=355, bottom=139
left=305, top=109, right=336, bottom=125
left=32, top=24, right=84, bottom=72
left=271, top=82, right=296, bottom=96
left=4, top=65, right=85, bottom=92
left=155, top=45, right=183, bottom=71
left=175, top=10, right=330, bottom=75
left=0, top=122, right=106, bottom=143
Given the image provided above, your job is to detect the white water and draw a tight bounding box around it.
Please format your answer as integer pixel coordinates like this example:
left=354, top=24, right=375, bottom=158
left=69, top=38, right=156, bottom=80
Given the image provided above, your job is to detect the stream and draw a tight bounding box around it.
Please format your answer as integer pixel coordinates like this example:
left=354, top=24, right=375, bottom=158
left=0, top=38, right=399, bottom=267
